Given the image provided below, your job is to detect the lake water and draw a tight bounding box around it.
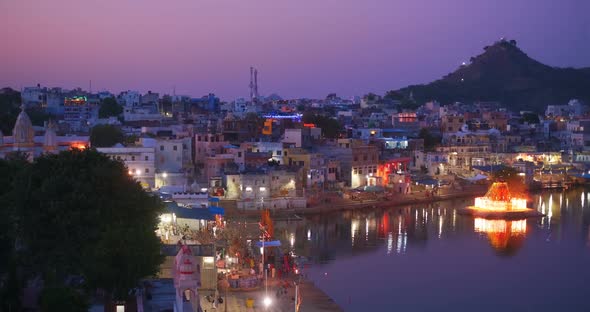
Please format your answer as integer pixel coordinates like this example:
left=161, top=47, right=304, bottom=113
left=283, top=188, right=590, bottom=311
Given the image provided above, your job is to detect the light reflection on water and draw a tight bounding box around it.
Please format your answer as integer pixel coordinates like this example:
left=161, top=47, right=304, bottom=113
left=276, top=187, right=590, bottom=311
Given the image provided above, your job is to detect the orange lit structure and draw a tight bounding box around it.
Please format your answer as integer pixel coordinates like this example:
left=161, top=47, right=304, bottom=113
left=461, top=181, right=541, bottom=218
left=472, top=182, right=527, bottom=211
left=474, top=218, right=527, bottom=255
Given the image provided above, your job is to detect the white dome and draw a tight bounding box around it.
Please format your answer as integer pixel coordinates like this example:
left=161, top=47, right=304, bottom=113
left=13, top=105, right=34, bottom=144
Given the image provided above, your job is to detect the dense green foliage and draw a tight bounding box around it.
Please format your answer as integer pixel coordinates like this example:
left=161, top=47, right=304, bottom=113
left=393, top=41, right=590, bottom=112
left=0, top=88, right=22, bottom=135
left=302, top=112, right=342, bottom=139
left=98, top=97, right=123, bottom=118
left=40, top=287, right=89, bottom=312
left=0, top=149, right=164, bottom=307
left=418, top=128, right=441, bottom=151
left=90, top=124, right=125, bottom=147
left=521, top=112, right=540, bottom=124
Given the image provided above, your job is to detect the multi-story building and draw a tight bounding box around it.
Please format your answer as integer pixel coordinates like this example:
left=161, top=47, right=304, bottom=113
left=96, top=144, right=156, bottom=188
left=351, top=145, right=380, bottom=188
left=155, top=137, right=192, bottom=174
left=285, top=148, right=327, bottom=188
left=21, top=84, right=45, bottom=106
left=63, top=96, right=94, bottom=131
left=225, top=167, right=304, bottom=210
left=282, top=128, right=321, bottom=148
left=118, top=90, right=141, bottom=107
left=441, top=114, right=465, bottom=133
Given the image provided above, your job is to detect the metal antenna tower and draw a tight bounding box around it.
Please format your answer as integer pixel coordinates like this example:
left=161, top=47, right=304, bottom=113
left=254, top=69, right=259, bottom=100
left=249, top=67, right=255, bottom=102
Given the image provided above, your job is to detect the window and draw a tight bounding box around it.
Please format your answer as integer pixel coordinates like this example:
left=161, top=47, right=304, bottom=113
left=277, top=151, right=282, bottom=155
left=299, top=161, right=304, bottom=166
left=363, top=155, right=367, bottom=161
left=204, top=136, right=208, bottom=142
left=183, top=144, right=187, bottom=150
left=131, top=156, right=135, bottom=161
left=358, top=168, right=363, bottom=174
left=173, top=145, right=178, bottom=151
left=284, top=151, right=288, bottom=156
left=238, top=152, right=242, bottom=157
left=145, top=156, right=149, bottom=161
left=160, top=146, right=164, bottom=151
left=145, top=168, right=149, bottom=173
left=354, top=156, right=358, bottom=162
left=198, top=136, right=201, bottom=141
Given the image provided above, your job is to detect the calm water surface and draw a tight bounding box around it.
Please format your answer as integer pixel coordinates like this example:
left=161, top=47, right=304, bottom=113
left=279, top=188, right=590, bottom=312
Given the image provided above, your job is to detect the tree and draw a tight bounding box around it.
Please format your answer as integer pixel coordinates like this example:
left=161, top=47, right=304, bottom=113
left=0, top=88, right=22, bottom=135
left=302, top=113, right=341, bottom=139
left=384, top=90, right=404, bottom=101
left=400, top=98, right=419, bottom=110
left=99, top=97, right=123, bottom=118
left=0, top=155, right=29, bottom=311
left=418, top=128, right=441, bottom=151
left=90, top=124, right=124, bottom=147
left=12, top=149, right=163, bottom=300
left=363, top=93, right=378, bottom=102
left=521, top=112, right=540, bottom=124
left=40, top=287, right=89, bottom=312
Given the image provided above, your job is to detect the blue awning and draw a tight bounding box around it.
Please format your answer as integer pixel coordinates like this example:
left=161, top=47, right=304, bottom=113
left=164, top=202, right=215, bottom=220
left=255, top=240, right=281, bottom=247
left=208, top=206, right=225, bottom=216
left=209, top=197, right=220, bottom=202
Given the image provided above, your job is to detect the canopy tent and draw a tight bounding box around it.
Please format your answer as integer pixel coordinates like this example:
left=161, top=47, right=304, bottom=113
left=462, top=174, right=488, bottom=182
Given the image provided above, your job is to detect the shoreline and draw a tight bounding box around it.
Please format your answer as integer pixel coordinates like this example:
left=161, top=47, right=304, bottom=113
left=223, top=185, right=489, bottom=219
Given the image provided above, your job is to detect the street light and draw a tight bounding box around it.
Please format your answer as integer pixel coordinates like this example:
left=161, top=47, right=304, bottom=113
left=263, top=296, right=272, bottom=308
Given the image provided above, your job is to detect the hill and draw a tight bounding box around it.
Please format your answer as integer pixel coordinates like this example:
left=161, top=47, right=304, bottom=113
left=394, top=40, right=590, bottom=112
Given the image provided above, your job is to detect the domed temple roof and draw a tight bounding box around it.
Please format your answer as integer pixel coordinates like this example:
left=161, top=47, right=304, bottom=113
left=13, top=104, right=34, bottom=145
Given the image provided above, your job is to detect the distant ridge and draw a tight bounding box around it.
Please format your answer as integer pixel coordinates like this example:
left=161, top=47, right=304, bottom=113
left=395, top=39, right=590, bottom=112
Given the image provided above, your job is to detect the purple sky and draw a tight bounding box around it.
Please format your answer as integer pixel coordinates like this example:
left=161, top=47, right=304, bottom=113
left=1, top=0, right=589, bottom=100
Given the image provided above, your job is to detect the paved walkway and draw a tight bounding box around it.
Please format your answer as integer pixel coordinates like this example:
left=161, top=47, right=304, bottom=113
left=200, top=276, right=342, bottom=312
